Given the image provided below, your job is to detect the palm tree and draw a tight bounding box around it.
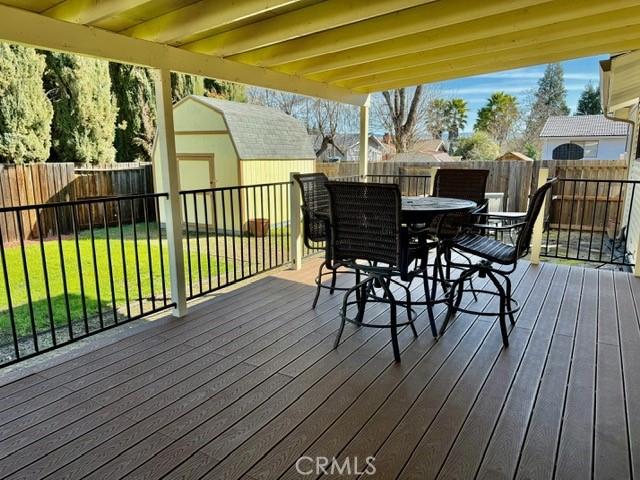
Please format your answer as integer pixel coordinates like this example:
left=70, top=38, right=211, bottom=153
left=474, top=92, right=519, bottom=147
left=446, top=98, right=468, bottom=144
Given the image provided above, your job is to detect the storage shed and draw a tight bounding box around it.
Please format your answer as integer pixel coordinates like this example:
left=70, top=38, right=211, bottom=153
left=152, top=95, right=315, bottom=230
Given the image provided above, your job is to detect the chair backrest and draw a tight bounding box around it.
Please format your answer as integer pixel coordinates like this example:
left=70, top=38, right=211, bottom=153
left=325, top=181, right=402, bottom=266
left=293, top=173, right=329, bottom=244
left=515, top=177, right=558, bottom=258
left=433, top=168, right=489, bottom=205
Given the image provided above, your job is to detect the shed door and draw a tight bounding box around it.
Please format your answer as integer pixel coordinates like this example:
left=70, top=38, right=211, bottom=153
left=177, top=154, right=215, bottom=226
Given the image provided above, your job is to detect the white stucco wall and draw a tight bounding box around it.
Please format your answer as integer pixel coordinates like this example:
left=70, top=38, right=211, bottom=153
left=541, top=136, right=627, bottom=160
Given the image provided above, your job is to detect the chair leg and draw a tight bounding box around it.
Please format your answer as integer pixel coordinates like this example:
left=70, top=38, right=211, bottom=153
left=312, top=261, right=325, bottom=309
left=404, top=285, right=418, bottom=337
left=487, top=271, right=509, bottom=347
left=422, top=270, right=438, bottom=338
left=460, top=252, right=479, bottom=302
left=505, top=275, right=515, bottom=325
left=356, top=281, right=367, bottom=325
left=329, top=267, right=338, bottom=294
left=381, top=280, right=401, bottom=362
left=334, top=281, right=360, bottom=349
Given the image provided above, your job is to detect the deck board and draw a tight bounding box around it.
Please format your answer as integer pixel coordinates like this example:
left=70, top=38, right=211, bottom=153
left=0, top=259, right=638, bottom=479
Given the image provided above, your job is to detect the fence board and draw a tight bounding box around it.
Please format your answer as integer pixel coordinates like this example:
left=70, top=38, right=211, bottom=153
left=0, top=163, right=154, bottom=243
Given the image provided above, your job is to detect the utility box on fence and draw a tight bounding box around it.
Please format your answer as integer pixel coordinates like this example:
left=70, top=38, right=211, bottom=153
left=152, top=95, right=315, bottom=233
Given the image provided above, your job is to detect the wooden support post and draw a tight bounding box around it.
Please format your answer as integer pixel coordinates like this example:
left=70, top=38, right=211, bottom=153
left=530, top=166, right=549, bottom=265
left=290, top=172, right=303, bottom=270
left=154, top=68, right=187, bottom=316
left=429, top=166, right=439, bottom=195
left=634, top=234, right=640, bottom=277
left=358, top=100, right=370, bottom=181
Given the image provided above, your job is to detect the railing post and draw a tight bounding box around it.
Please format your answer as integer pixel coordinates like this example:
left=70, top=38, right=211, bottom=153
left=359, top=98, right=370, bottom=181
left=429, top=167, right=439, bottom=195
left=290, top=172, right=303, bottom=270
left=153, top=68, right=187, bottom=316
left=530, top=167, right=550, bottom=265
left=634, top=235, right=640, bottom=277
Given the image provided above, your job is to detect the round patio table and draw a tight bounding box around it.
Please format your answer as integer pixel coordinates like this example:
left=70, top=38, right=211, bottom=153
left=401, top=196, right=477, bottom=224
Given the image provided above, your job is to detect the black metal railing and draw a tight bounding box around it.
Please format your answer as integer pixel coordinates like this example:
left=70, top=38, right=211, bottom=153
left=366, top=174, right=431, bottom=196
left=541, top=178, right=639, bottom=267
left=179, top=182, right=291, bottom=300
left=0, top=192, right=172, bottom=366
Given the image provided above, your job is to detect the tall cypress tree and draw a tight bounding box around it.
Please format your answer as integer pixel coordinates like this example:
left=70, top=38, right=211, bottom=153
left=110, top=63, right=156, bottom=162
left=45, top=53, right=118, bottom=164
left=203, top=78, right=246, bottom=102
left=0, top=43, right=53, bottom=163
left=524, top=63, right=570, bottom=146
left=170, top=72, right=198, bottom=103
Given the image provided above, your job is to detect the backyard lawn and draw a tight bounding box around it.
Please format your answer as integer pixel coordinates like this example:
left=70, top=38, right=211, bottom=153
left=0, top=223, right=225, bottom=342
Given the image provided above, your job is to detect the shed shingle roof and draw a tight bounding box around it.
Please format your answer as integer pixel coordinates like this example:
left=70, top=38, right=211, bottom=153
left=540, top=115, right=629, bottom=138
left=190, top=96, right=316, bottom=160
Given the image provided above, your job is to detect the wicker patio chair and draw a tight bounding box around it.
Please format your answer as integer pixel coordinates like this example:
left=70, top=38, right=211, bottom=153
left=440, top=177, right=558, bottom=346
left=325, top=181, right=437, bottom=362
left=430, top=168, right=490, bottom=296
left=293, top=173, right=352, bottom=308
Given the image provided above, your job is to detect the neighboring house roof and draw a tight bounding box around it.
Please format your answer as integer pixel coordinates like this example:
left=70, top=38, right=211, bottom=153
left=411, top=139, right=448, bottom=153
left=539, top=115, right=629, bottom=138
left=188, top=96, right=316, bottom=160
left=496, top=151, right=534, bottom=161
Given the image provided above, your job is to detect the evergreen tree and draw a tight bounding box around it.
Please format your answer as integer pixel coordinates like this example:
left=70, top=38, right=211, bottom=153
left=474, top=92, right=519, bottom=147
left=170, top=72, right=198, bottom=103
left=203, top=78, right=246, bottom=102
left=110, top=63, right=156, bottom=162
left=454, top=131, right=500, bottom=160
left=524, top=63, right=570, bottom=144
left=576, top=83, right=602, bottom=115
left=0, top=43, right=53, bottom=163
left=45, top=53, right=118, bottom=164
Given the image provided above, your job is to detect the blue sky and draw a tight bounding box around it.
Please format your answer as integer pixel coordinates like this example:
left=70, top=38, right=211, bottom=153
left=433, top=55, right=606, bottom=133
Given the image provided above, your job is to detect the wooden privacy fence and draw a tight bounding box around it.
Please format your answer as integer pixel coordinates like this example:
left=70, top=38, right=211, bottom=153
left=317, top=159, right=630, bottom=229
left=0, top=162, right=154, bottom=243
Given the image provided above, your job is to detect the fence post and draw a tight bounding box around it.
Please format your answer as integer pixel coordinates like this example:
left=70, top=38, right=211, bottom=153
left=153, top=68, right=187, bottom=317
left=530, top=167, right=549, bottom=265
left=290, top=172, right=303, bottom=270
left=359, top=98, right=370, bottom=181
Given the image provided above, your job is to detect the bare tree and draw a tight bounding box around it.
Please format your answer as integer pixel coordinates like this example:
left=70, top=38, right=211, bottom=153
left=372, top=86, right=431, bottom=152
left=248, top=86, right=358, bottom=157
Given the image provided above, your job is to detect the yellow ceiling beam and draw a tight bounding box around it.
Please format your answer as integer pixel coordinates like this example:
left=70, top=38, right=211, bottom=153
left=0, top=4, right=368, bottom=106
left=183, top=0, right=434, bottom=57
left=278, top=0, right=639, bottom=76
left=225, top=0, right=551, bottom=67
left=354, top=38, right=640, bottom=92
left=43, top=0, right=150, bottom=24
left=122, top=0, right=299, bottom=44
left=312, top=8, right=640, bottom=84
left=342, top=29, right=640, bottom=89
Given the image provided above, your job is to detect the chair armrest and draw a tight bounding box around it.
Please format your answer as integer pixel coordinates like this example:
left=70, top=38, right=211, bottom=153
left=465, top=221, right=526, bottom=232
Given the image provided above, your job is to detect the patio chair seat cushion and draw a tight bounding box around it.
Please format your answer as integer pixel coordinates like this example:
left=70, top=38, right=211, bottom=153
left=451, top=233, right=516, bottom=264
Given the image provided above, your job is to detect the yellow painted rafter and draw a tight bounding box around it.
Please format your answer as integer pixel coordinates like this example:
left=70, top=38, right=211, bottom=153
left=225, top=0, right=551, bottom=67
left=342, top=30, right=640, bottom=89
left=0, top=4, right=368, bottom=105
left=122, top=0, right=300, bottom=44
left=276, top=0, right=640, bottom=76
left=354, top=38, right=640, bottom=92
left=316, top=13, right=640, bottom=84
left=43, top=0, right=150, bottom=24
left=183, top=0, right=434, bottom=57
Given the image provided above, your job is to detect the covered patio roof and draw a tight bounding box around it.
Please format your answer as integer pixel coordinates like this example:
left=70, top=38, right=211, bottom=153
left=1, top=0, right=640, bottom=105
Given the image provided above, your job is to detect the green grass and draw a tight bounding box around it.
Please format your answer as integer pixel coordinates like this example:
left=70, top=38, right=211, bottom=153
left=0, top=223, right=225, bottom=339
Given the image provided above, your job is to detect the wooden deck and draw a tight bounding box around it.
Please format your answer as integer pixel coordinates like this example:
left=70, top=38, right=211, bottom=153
left=1, top=258, right=639, bottom=479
